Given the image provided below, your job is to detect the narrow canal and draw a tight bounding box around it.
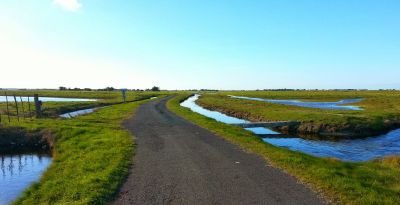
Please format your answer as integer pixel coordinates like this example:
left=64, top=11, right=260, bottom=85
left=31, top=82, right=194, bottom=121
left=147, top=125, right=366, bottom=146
left=0, top=152, right=51, bottom=205
left=181, top=94, right=400, bottom=161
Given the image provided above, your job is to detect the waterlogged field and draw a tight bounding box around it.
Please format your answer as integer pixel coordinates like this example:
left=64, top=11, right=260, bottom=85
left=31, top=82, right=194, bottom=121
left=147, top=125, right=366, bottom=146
left=197, top=90, right=400, bottom=137
left=168, top=94, right=400, bottom=205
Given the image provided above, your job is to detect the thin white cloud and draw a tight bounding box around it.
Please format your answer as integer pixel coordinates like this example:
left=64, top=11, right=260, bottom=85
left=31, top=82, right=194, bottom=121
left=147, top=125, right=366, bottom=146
left=53, top=0, right=82, bottom=12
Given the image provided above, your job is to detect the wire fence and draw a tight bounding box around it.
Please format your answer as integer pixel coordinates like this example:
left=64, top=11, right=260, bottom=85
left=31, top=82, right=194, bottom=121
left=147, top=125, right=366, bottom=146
left=0, top=92, right=36, bottom=124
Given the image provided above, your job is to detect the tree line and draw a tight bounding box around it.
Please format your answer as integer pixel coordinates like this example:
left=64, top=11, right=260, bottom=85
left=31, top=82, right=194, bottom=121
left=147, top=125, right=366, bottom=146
left=59, top=86, right=160, bottom=91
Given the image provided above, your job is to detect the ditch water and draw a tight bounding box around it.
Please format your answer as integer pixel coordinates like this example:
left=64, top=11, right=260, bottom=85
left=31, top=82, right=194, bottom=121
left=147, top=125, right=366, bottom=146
left=181, top=95, right=400, bottom=161
left=60, top=96, right=159, bottom=119
left=0, top=152, right=52, bottom=205
left=229, top=95, right=363, bottom=110
left=60, top=108, right=99, bottom=118
left=0, top=96, right=96, bottom=102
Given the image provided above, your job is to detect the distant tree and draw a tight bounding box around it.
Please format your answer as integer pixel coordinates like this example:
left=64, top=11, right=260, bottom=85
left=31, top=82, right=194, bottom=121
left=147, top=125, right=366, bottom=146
left=151, top=86, right=160, bottom=91
left=59, top=86, right=67, bottom=91
left=102, top=87, right=115, bottom=91
left=84, top=88, right=92, bottom=91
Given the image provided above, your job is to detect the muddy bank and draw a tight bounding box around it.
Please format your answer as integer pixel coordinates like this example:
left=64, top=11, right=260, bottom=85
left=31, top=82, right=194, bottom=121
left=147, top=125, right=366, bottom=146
left=276, top=121, right=400, bottom=138
left=0, top=126, right=55, bottom=152
left=196, top=101, right=400, bottom=138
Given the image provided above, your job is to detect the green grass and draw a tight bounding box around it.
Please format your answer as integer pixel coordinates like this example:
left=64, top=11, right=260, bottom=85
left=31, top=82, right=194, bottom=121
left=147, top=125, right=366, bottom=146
left=196, top=90, right=400, bottom=136
left=3, top=90, right=168, bottom=101
left=3, top=96, right=154, bottom=204
left=167, top=94, right=400, bottom=205
left=1, top=90, right=167, bottom=118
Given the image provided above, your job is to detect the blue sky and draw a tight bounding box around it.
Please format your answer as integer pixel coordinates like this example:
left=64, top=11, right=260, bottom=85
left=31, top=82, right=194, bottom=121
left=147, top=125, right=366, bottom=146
left=1, top=0, right=399, bottom=89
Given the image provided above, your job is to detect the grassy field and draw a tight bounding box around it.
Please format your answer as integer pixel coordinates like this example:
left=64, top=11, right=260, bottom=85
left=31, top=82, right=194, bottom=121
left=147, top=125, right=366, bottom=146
left=167, top=94, right=400, bottom=205
left=196, top=90, right=400, bottom=137
left=0, top=90, right=165, bottom=204
left=9, top=99, right=150, bottom=204
left=0, top=90, right=166, bottom=118
left=2, top=90, right=164, bottom=100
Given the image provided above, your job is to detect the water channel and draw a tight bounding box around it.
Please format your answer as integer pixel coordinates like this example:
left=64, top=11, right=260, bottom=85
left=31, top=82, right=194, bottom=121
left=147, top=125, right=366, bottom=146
left=181, top=95, right=400, bottom=161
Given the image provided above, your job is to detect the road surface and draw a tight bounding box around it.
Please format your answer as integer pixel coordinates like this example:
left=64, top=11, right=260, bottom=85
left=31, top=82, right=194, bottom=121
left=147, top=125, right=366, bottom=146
left=113, top=97, right=324, bottom=205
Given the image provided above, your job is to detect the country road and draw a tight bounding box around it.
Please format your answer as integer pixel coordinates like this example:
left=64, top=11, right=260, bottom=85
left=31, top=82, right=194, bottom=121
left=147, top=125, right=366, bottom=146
left=112, top=97, right=325, bottom=205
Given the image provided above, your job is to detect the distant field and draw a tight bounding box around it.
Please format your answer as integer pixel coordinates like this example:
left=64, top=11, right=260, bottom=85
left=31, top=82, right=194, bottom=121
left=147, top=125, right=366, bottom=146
left=197, top=90, right=400, bottom=137
left=0, top=90, right=168, bottom=118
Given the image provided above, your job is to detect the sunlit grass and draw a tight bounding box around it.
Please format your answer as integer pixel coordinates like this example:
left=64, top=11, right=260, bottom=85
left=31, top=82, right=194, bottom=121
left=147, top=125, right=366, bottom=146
left=167, top=94, right=400, bottom=205
left=6, top=97, right=155, bottom=204
left=196, top=90, right=400, bottom=136
left=0, top=90, right=168, bottom=118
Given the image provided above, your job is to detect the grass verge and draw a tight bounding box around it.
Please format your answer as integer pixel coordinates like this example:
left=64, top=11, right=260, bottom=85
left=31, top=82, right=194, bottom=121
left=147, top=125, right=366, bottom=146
left=167, top=94, right=400, bottom=205
left=8, top=98, right=150, bottom=204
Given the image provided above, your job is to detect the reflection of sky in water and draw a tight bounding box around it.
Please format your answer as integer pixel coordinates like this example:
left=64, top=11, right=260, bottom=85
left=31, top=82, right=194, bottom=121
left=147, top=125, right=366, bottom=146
left=181, top=95, right=400, bottom=162
left=0, top=96, right=96, bottom=102
left=264, top=129, right=400, bottom=161
left=0, top=154, right=52, bottom=205
left=230, top=95, right=363, bottom=110
left=181, top=95, right=248, bottom=124
left=181, top=95, right=293, bottom=141
left=245, top=127, right=279, bottom=135
left=60, top=108, right=97, bottom=118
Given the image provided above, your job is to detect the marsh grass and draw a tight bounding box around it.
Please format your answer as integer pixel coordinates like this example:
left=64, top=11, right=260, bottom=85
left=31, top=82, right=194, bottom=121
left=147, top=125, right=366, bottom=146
left=0, top=90, right=166, bottom=118
left=197, top=91, right=400, bottom=136
left=5, top=96, right=156, bottom=204
left=167, top=94, right=400, bottom=205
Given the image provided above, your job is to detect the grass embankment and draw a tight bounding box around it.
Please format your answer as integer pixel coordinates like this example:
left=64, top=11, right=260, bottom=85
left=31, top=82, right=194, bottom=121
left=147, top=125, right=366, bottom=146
left=0, top=90, right=166, bottom=118
left=167, top=94, right=400, bottom=205
left=196, top=91, right=400, bottom=137
left=3, top=97, right=151, bottom=204
left=0, top=126, right=54, bottom=152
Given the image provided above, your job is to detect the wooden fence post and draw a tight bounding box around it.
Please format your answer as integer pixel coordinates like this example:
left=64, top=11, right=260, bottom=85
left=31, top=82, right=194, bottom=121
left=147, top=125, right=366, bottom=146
left=121, top=89, right=127, bottom=103
left=20, top=96, right=26, bottom=119
left=13, top=95, right=19, bottom=122
left=34, top=94, right=42, bottom=118
left=28, top=96, right=32, bottom=119
left=5, top=92, right=10, bottom=123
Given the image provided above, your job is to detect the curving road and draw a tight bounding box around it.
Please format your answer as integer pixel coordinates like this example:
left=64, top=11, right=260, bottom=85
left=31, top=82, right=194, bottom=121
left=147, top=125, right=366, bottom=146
left=112, top=97, right=325, bottom=205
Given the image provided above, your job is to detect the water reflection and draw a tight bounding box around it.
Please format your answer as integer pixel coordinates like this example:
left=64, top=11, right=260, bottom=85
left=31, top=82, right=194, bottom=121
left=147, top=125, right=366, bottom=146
left=0, top=153, right=52, bottom=205
left=181, top=95, right=400, bottom=161
left=181, top=95, right=280, bottom=135
left=230, top=95, right=363, bottom=110
left=60, top=108, right=97, bottom=118
left=263, top=128, right=400, bottom=161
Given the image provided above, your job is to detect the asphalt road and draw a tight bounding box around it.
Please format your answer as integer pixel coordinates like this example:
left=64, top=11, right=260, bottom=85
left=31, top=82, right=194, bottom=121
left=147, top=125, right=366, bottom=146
left=112, top=97, right=325, bottom=205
